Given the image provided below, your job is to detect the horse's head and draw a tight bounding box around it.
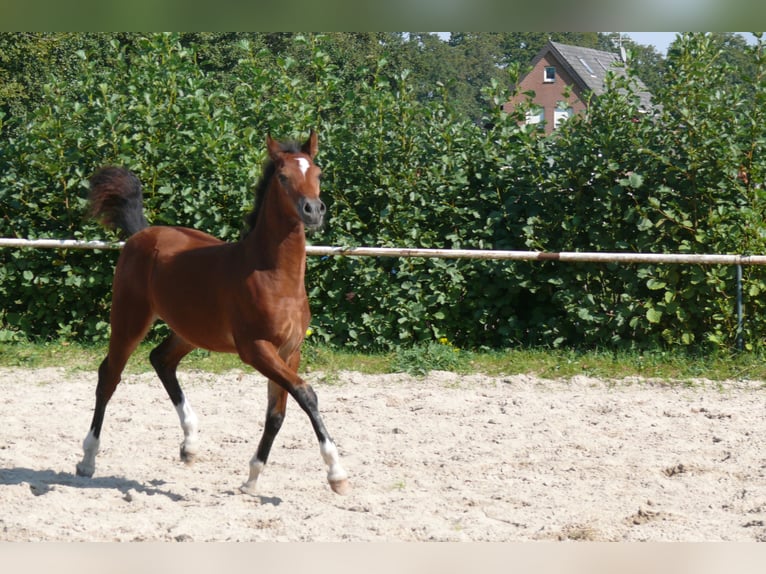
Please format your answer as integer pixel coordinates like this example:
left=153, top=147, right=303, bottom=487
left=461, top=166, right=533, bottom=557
left=267, top=130, right=326, bottom=231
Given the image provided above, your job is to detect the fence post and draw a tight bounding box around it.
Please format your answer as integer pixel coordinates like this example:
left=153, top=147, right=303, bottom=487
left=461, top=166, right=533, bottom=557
left=736, top=264, right=744, bottom=352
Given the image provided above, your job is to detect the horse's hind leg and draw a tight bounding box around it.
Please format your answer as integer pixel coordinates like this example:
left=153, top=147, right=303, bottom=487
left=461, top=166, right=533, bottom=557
left=76, top=327, right=151, bottom=477
left=76, top=281, right=154, bottom=478
left=149, top=333, right=199, bottom=462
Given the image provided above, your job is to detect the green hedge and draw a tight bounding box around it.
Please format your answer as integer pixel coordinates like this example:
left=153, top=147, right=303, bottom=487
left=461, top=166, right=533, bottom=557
left=1, top=33, right=765, bottom=352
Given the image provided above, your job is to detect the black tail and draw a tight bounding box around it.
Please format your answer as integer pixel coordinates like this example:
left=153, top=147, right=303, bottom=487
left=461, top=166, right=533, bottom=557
left=88, top=166, right=149, bottom=238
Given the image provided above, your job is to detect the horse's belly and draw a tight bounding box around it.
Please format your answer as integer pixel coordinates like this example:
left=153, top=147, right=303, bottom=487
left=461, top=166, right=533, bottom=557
left=158, top=302, right=238, bottom=353
left=150, top=262, right=238, bottom=352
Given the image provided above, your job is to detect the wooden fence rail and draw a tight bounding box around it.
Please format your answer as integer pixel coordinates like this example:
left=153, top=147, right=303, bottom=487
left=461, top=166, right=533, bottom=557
left=3, top=237, right=760, bottom=350
left=3, top=238, right=766, bottom=266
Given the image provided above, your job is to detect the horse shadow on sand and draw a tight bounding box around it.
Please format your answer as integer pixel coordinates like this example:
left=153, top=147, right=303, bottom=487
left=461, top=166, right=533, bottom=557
left=0, top=466, right=283, bottom=506
left=0, top=467, right=185, bottom=501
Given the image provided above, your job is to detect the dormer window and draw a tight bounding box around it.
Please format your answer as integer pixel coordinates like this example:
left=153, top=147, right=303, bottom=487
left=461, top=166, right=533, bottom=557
left=544, top=66, right=556, bottom=83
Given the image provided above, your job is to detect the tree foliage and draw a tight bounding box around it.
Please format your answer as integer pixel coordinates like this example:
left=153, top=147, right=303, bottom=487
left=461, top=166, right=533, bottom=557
left=1, top=32, right=764, bottom=353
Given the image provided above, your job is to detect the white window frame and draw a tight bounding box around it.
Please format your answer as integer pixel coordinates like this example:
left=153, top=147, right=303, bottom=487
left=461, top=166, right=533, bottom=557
left=525, top=106, right=544, bottom=125
left=543, top=66, right=556, bottom=83
left=553, top=105, right=573, bottom=128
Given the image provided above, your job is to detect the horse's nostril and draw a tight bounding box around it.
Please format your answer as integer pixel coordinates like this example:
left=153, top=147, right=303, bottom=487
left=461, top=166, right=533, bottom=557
left=302, top=199, right=325, bottom=216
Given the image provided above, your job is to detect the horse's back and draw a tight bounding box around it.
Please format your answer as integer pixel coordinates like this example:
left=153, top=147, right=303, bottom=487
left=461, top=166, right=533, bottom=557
left=125, top=225, right=224, bottom=255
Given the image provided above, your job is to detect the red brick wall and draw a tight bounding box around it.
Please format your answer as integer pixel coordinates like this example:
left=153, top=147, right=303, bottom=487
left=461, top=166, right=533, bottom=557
left=503, top=53, right=587, bottom=134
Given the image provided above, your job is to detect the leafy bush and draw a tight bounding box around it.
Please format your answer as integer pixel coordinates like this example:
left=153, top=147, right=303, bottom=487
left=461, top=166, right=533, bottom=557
left=1, top=32, right=766, bottom=353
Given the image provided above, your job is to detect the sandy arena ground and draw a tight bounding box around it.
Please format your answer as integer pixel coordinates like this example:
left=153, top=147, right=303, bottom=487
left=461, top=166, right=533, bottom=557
left=1, top=366, right=765, bottom=542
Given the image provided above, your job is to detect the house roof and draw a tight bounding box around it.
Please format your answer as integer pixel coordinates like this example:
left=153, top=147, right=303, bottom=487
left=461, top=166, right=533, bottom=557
left=535, top=41, right=653, bottom=111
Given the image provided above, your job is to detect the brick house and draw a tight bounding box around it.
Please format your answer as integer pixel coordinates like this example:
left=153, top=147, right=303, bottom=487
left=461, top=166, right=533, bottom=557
left=502, top=41, right=653, bottom=135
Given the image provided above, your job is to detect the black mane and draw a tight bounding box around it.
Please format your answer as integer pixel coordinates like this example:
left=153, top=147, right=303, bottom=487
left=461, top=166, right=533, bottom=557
left=242, top=140, right=303, bottom=238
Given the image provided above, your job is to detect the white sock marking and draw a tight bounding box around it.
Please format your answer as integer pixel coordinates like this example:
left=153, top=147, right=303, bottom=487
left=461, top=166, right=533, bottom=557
left=175, top=397, right=199, bottom=454
left=77, top=430, right=100, bottom=476
left=320, top=440, right=348, bottom=482
left=82, top=429, right=100, bottom=457
left=241, top=457, right=265, bottom=495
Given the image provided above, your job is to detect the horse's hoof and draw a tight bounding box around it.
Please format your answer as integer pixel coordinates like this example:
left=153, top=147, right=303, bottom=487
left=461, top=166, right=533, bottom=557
left=329, top=478, right=351, bottom=495
left=75, top=462, right=94, bottom=478
left=180, top=446, right=198, bottom=464
left=240, top=482, right=259, bottom=497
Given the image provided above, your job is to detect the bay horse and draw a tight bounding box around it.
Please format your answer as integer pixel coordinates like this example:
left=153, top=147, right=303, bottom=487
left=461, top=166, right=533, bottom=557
left=75, top=131, right=350, bottom=495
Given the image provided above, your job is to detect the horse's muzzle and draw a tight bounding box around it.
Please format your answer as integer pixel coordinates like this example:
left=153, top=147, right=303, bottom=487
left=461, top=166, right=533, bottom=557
left=299, top=197, right=327, bottom=230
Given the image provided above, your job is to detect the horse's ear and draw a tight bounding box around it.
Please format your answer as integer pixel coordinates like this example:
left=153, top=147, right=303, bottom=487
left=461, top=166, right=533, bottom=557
left=266, top=134, right=281, bottom=161
left=302, top=130, right=318, bottom=159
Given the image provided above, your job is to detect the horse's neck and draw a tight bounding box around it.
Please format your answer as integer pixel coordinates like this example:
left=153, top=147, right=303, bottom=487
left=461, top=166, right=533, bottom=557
left=244, top=195, right=306, bottom=279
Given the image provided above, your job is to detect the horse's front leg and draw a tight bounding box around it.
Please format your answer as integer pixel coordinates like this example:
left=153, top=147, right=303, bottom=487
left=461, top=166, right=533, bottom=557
left=290, top=382, right=350, bottom=494
left=239, top=341, right=350, bottom=495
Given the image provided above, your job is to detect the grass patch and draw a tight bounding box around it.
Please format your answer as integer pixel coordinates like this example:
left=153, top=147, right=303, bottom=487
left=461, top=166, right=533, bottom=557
left=392, top=340, right=463, bottom=376
left=1, top=340, right=766, bottom=383
left=301, top=343, right=391, bottom=374
left=465, top=347, right=766, bottom=382
left=0, top=340, right=392, bottom=376
left=0, top=340, right=104, bottom=371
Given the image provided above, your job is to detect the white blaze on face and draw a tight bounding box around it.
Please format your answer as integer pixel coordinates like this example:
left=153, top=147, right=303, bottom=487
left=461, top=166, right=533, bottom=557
left=296, top=157, right=310, bottom=177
